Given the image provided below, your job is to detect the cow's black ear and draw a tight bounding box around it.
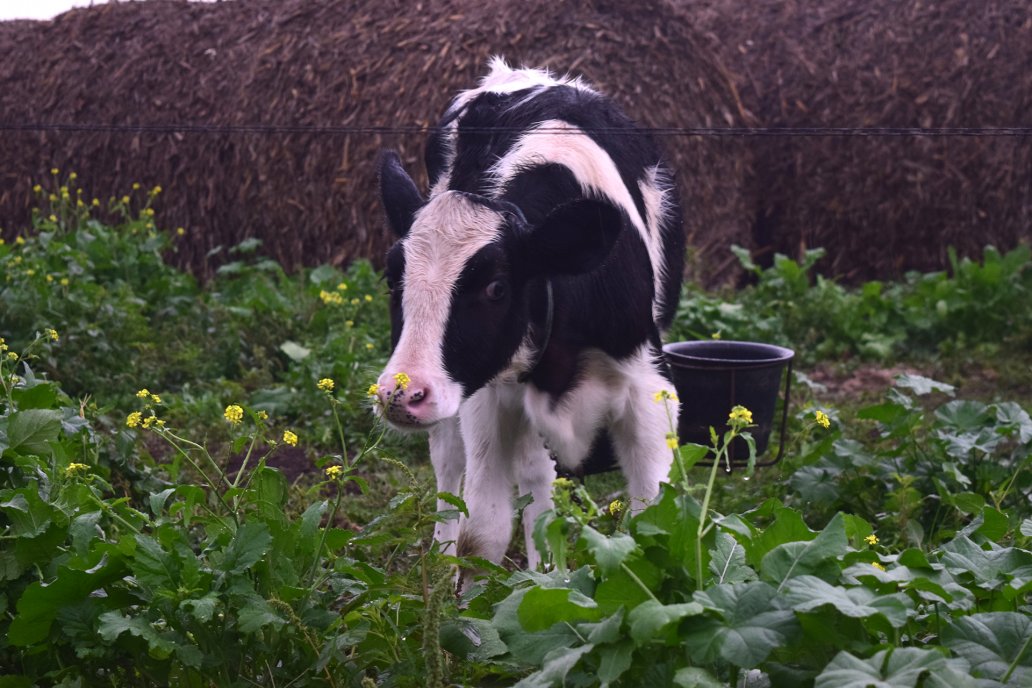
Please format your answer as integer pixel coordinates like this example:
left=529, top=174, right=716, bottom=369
left=379, top=150, right=424, bottom=238
left=520, top=199, right=622, bottom=276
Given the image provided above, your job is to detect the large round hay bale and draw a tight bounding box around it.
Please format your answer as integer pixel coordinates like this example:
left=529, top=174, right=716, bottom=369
left=0, top=0, right=751, bottom=285
left=679, top=0, right=1032, bottom=280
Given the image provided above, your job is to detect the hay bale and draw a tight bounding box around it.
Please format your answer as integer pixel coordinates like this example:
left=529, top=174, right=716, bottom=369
left=679, top=0, right=1032, bottom=280
left=0, top=0, right=751, bottom=285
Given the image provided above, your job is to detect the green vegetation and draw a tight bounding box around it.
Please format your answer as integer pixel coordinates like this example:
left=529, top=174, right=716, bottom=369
left=1, top=173, right=1031, bottom=686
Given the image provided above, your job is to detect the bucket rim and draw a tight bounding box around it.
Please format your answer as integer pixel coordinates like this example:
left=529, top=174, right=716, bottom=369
left=663, top=340, right=795, bottom=368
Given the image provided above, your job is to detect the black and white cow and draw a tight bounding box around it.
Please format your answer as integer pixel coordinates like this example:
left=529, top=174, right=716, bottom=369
left=374, top=58, right=684, bottom=570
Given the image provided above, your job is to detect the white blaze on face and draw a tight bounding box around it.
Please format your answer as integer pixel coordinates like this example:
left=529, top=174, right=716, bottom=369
left=378, top=192, right=505, bottom=425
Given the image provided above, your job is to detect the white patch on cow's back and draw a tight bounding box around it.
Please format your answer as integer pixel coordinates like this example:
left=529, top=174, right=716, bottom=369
left=383, top=193, right=505, bottom=421
left=432, top=58, right=598, bottom=198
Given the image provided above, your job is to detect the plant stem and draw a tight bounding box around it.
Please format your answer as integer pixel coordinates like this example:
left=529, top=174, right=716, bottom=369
left=696, top=440, right=728, bottom=590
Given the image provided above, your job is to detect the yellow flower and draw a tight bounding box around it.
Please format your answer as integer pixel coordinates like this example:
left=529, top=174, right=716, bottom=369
left=865, top=534, right=879, bottom=546
left=60, top=277, right=70, bottom=287
left=365, top=343, right=374, bottom=350
left=46, top=274, right=55, bottom=282
left=319, top=289, right=344, bottom=306
left=282, top=430, right=298, bottom=446
left=32, top=184, right=42, bottom=193
left=121, top=195, right=130, bottom=205
left=711, top=331, right=722, bottom=340
left=364, top=294, right=373, bottom=302
left=69, top=172, right=78, bottom=181
left=64, top=463, right=90, bottom=478
left=48, top=215, right=57, bottom=223
left=393, top=372, right=411, bottom=390
left=224, top=404, right=244, bottom=424
left=815, top=410, right=831, bottom=429
left=51, top=167, right=59, bottom=175
left=350, top=298, right=360, bottom=306
left=728, top=405, right=753, bottom=426
left=92, top=198, right=100, bottom=207
left=15, top=236, right=25, bottom=245
left=132, top=182, right=140, bottom=190
left=142, top=415, right=159, bottom=429
left=126, top=411, right=143, bottom=428
left=7, top=352, right=18, bottom=362
left=136, top=388, right=151, bottom=399
left=665, top=433, right=679, bottom=450
left=45, top=328, right=59, bottom=342
left=367, top=383, right=380, bottom=397
left=653, top=389, right=679, bottom=404
left=337, top=282, right=348, bottom=291
left=345, top=320, right=354, bottom=328
left=552, top=477, right=575, bottom=490
left=256, top=410, right=269, bottom=421
left=608, top=499, right=624, bottom=517
left=150, top=185, right=162, bottom=196
left=871, top=562, right=886, bottom=572
left=325, top=465, right=343, bottom=479
left=317, top=378, right=335, bottom=392
left=0, top=338, right=6, bottom=352
left=150, top=394, right=162, bottom=404
left=176, top=227, right=185, bottom=236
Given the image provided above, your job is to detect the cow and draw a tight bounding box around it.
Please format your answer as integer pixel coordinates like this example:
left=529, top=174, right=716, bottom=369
left=374, top=58, right=684, bottom=572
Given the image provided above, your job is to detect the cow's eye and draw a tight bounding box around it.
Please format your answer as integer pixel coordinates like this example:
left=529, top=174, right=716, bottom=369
left=484, top=279, right=507, bottom=301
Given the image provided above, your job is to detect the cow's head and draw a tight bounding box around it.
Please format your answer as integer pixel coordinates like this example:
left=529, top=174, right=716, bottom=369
left=374, top=151, right=621, bottom=430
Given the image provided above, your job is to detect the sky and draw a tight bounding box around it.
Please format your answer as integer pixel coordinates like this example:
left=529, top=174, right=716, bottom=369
left=0, top=1, right=215, bottom=21
left=0, top=1, right=99, bottom=21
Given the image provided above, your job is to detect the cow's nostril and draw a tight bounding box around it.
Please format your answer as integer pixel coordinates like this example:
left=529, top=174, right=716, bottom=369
left=408, top=387, right=429, bottom=406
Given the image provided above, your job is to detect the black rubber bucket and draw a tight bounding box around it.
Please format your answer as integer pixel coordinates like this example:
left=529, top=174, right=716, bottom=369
left=663, top=340, right=795, bottom=468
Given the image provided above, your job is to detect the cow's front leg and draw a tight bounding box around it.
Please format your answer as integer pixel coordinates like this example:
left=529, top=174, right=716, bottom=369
left=428, top=416, right=465, bottom=554
left=516, top=442, right=556, bottom=571
left=611, top=346, right=679, bottom=514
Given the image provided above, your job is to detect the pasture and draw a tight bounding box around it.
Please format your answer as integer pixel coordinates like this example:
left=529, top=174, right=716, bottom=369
left=1, top=177, right=1031, bottom=686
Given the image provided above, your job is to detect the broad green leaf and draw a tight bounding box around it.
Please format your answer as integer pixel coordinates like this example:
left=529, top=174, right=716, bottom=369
left=815, top=647, right=977, bottom=688
left=578, top=608, right=625, bottom=645
left=131, top=534, right=180, bottom=590
left=517, top=587, right=601, bottom=632
left=935, top=400, right=991, bottom=433
left=597, top=640, right=634, bottom=686
left=709, top=532, right=756, bottom=585
left=683, top=582, right=798, bottom=668
left=1021, top=519, right=1032, bottom=538
left=627, top=600, right=704, bottom=644
left=98, top=611, right=176, bottom=658
left=761, top=513, right=849, bottom=587
left=9, top=558, right=125, bottom=646
left=746, top=506, right=815, bottom=568
left=942, top=612, right=1032, bottom=685
left=222, top=521, right=273, bottom=574
left=941, top=536, right=1032, bottom=589
left=580, top=525, right=638, bottom=575
left=181, top=593, right=220, bottom=623
left=68, top=511, right=102, bottom=556
left=0, top=490, right=55, bottom=538
left=6, top=409, right=62, bottom=455
left=440, top=617, right=508, bottom=661
left=995, top=402, right=1032, bottom=444
left=492, top=588, right=580, bottom=666
left=894, top=374, right=955, bottom=397
left=513, top=644, right=594, bottom=688
left=673, top=667, right=724, bottom=688
left=784, top=575, right=911, bottom=629
left=237, top=598, right=287, bottom=633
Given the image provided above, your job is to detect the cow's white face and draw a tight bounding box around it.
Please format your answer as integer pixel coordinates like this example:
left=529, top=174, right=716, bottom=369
left=374, top=152, right=621, bottom=431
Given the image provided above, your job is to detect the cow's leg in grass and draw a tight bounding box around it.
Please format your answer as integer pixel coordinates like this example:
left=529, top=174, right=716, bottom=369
left=428, top=417, right=465, bottom=553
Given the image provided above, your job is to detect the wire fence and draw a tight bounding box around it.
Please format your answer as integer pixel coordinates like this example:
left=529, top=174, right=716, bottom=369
left=4, top=123, right=1032, bottom=137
